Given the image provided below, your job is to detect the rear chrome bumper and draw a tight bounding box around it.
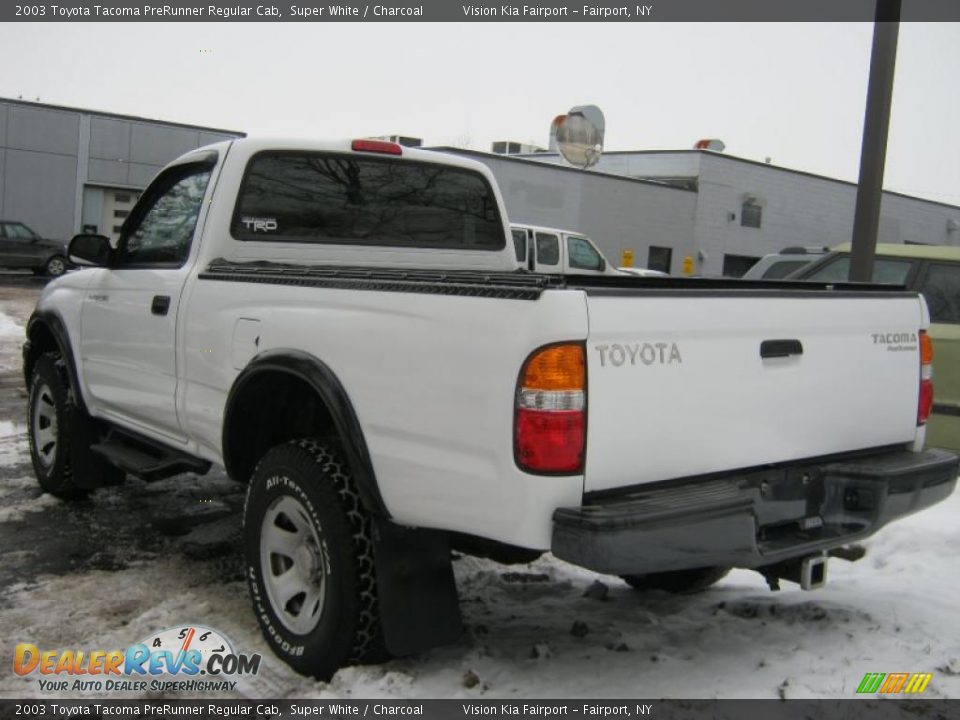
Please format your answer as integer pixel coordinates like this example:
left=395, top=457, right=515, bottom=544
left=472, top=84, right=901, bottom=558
left=552, top=448, right=958, bottom=575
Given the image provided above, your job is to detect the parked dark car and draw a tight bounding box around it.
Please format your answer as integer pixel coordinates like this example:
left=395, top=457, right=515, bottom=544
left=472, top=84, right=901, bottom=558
left=0, top=220, right=70, bottom=277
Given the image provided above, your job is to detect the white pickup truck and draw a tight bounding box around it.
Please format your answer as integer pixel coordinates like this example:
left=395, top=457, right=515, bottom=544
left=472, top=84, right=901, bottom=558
left=23, top=138, right=958, bottom=679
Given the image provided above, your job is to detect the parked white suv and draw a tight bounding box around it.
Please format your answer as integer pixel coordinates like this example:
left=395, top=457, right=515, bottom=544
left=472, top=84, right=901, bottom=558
left=742, top=246, right=830, bottom=280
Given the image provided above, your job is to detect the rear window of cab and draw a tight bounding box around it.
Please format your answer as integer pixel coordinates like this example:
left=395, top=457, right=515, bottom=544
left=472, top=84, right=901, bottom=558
left=231, top=151, right=505, bottom=251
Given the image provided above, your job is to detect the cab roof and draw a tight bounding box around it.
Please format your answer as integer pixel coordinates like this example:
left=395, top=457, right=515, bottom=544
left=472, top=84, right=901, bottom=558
left=511, top=223, right=585, bottom=237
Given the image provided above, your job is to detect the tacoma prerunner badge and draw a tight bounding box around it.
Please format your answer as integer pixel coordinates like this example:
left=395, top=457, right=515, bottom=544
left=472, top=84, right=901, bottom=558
left=22, top=137, right=959, bottom=679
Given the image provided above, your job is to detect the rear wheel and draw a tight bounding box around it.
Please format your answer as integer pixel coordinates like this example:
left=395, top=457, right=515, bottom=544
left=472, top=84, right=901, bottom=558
left=244, top=439, right=383, bottom=679
left=44, top=255, right=67, bottom=278
left=621, top=566, right=730, bottom=594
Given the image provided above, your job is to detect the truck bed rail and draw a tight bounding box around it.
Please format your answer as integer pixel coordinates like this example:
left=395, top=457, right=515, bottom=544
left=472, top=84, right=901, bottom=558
left=201, top=259, right=918, bottom=301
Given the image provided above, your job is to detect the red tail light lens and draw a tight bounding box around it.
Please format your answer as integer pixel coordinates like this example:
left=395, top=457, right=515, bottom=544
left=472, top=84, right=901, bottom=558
left=515, top=343, right=585, bottom=474
left=918, top=330, right=933, bottom=426
left=918, top=379, right=934, bottom=425
left=351, top=139, right=402, bottom=155
left=516, top=410, right=585, bottom=473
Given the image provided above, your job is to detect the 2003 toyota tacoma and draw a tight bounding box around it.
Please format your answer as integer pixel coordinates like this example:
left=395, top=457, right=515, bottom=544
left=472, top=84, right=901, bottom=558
left=23, top=138, right=959, bottom=679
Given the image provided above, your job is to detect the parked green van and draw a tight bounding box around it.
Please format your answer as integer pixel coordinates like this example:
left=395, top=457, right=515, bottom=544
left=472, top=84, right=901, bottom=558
left=794, top=243, right=960, bottom=452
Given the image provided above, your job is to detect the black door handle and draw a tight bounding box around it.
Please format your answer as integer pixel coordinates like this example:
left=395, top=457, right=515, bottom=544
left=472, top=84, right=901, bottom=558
left=760, top=339, right=803, bottom=358
left=151, top=295, right=171, bottom=316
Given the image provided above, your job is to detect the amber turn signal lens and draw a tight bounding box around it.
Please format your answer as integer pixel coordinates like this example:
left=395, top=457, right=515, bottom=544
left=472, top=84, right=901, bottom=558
left=522, top=344, right=585, bottom=391
left=920, top=330, right=933, bottom=366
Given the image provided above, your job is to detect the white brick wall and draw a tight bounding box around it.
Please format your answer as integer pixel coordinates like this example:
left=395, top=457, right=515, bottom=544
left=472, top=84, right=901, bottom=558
left=695, top=153, right=960, bottom=275
left=452, top=150, right=698, bottom=274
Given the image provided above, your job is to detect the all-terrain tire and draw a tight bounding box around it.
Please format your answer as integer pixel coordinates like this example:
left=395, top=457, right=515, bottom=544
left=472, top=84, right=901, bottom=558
left=28, top=353, right=86, bottom=498
left=28, top=353, right=124, bottom=498
left=243, top=439, right=383, bottom=680
left=621, top=566, right=731, bottom=594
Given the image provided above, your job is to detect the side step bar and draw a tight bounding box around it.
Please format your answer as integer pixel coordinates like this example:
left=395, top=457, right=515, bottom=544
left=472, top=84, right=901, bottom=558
left=90, top=430, right=211, bottom=482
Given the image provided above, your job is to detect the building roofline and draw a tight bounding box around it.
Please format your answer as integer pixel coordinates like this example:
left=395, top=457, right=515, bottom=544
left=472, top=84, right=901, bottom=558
left=428, top=146, right=697, bottom=194
left=515, top=148, right=960, bottom=212
left=0, top=96, right=246, bottom=137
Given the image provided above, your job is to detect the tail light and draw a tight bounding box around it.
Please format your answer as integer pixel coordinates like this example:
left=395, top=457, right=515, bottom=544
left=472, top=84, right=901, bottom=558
left=514, top=343, right=585, bottom=473
left=918, top=330, right=933, bottom=425
left=351, top=139, right=402, bottom=155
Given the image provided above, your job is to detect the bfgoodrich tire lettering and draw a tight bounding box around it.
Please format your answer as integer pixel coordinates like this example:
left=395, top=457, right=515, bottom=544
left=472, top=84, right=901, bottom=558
left=243, top=439, right=382, bottom=679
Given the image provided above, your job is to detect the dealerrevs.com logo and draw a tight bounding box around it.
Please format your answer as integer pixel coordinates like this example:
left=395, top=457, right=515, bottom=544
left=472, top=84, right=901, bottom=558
left=13, top=625, right=261, bottom=693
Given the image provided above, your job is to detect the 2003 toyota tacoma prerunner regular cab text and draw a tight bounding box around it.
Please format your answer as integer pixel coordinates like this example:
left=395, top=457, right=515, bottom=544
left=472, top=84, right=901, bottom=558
left=22, top=138, right=959, bottom=679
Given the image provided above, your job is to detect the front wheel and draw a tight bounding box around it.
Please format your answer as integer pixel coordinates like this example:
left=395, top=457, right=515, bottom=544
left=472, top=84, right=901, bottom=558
left=28, top=354, right=86, bottom=498
left=45, top=255, right=67, bottom=278
left=621, top=566, right=731, bottom=594
left=244, top=439, right=383, bottom=680
left=28, top=353, right=124, bottom=498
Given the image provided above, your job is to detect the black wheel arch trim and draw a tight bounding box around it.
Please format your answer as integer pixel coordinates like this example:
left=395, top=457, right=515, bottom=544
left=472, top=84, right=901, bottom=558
left=24, top=310, right=89, bottom=414
left=223, top=349, right=389, bottom=518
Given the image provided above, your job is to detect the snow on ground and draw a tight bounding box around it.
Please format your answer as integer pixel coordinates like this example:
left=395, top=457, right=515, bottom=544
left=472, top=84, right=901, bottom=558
left=0, top=474, right=61, bottom=523
left=1, top=496, right=959, bottom=701
left=0, top=312, right=23, bottom=341
left=0, top=311, right=24, bottom=374
left=0, top=300, right=957, bottom=701
left=0, top=423, right=27, bottom=466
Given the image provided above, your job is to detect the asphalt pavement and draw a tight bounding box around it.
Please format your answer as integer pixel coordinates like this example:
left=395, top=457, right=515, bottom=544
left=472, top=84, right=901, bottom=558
left=0, top=274, right=247, bottom=603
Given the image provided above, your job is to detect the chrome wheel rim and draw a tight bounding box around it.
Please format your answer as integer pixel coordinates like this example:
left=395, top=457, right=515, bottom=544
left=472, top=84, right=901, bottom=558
left=47, top=258, right=65, bottom=276
left=260, top=492, right=328, bottom=635
left=32, top=382, right=58, bottom=468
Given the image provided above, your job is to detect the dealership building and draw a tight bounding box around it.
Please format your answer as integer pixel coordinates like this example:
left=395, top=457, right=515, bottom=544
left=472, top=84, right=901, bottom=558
left=446, top=147, right=960, bottom=276
left=0, top=97, right=243, bottom=245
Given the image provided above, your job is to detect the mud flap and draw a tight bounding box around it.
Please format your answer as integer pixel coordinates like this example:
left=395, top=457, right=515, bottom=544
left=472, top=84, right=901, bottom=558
left=68, top=406, right=115, bottom=489
left=371, top=519, right=463, bottom=655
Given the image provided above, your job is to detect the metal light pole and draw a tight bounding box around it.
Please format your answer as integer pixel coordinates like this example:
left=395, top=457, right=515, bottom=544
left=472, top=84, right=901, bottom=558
left=849, top=0, right=901, bottom=282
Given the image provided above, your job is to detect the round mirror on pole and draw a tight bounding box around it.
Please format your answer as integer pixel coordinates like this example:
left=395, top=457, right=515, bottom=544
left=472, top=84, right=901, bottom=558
left=553, top=105, right=605, bottom=169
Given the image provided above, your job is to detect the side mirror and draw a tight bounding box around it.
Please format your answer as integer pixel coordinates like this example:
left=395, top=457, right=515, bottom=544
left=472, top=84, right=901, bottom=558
left=68, top=234, right=113, bottom=267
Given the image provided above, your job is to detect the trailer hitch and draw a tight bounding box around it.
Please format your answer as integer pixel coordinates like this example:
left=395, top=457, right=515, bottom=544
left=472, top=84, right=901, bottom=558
left=759, top=552, right=829, bottom=591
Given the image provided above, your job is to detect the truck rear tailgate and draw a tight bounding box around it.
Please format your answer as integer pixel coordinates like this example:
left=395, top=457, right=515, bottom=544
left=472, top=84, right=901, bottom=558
left=583, top=289, right=925, bottom=493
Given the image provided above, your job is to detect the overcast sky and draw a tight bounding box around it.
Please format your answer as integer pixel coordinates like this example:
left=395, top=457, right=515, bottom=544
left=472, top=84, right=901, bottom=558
left=2, top=22, right=958, bottom=204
